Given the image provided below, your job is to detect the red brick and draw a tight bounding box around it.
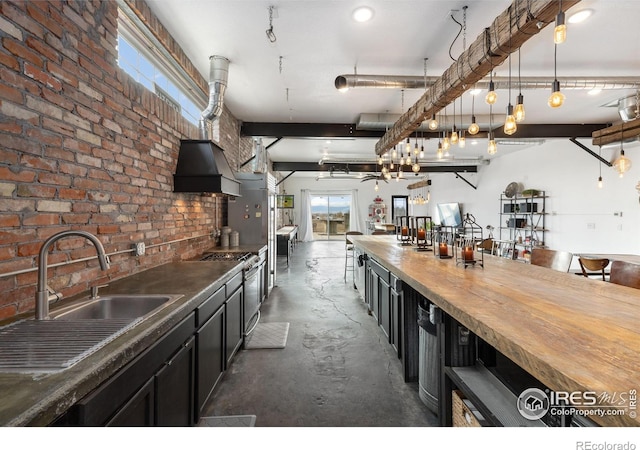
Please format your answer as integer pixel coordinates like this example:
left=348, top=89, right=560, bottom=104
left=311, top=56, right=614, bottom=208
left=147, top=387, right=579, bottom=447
left=59, top=188, right=86, bottom=200
left=46, top=60, right=79, bottom=87
left=61, top=213, right=91, bottom=225
left=0, top=166, right=36, bottom=183
left=26, top=36, right=60, bottom=64
left=0, top=81, right=23, bottom=103
left=2, top=37, right=45, bottom=68
left=17, top=184, right=56, bottom=198
left=1, top=2, right=46, bottom=38
left=0, top=67, right=40, bottom=96
left=26, top=128, right=63, bottom=147
left=58, top=162, right=87, bottom=177
left=26, top=2, right=64, bottom=38
left=0, top=215, right=20, bottom=227
left=20, top=154, right=57, bottom=172
left=23, top=213, right=60, bottom=226
left=37, top=172, right=71, bottom=186
left=24, top=62, right=62, bottom=91
left=16, top=241, right=40, bottom=257
left=42, top=117, right=75, bottom=137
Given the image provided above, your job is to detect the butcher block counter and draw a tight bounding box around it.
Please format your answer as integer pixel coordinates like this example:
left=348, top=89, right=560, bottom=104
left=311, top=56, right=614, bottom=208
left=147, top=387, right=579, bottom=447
left=350, top=235, right=640, bottom=427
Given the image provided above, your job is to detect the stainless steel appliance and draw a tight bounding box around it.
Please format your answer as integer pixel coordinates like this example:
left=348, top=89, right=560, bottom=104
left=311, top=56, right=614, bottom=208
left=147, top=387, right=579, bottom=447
left=227, top=173, right=277, bottom=297
left=199, top=251, right=262, bottom=333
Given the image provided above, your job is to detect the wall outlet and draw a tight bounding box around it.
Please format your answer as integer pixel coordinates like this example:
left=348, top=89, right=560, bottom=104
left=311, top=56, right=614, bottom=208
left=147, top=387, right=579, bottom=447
left=134, top=242, right=146, bottom=256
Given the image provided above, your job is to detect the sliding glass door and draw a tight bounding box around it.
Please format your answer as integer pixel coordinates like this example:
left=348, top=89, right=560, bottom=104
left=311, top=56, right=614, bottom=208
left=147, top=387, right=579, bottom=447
left=311, top=194, right=351, bottom=240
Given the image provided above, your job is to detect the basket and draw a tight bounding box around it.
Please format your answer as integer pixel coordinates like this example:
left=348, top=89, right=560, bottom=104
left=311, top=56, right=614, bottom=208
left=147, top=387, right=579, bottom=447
left=452, top=390, right=486, bottom=427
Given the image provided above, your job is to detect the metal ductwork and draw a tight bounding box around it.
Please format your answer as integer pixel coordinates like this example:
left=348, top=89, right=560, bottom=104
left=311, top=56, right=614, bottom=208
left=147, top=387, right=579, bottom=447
left=618, top=95, right=640, bottom=122
left=335, top=74, right=640, bottom=92
left=199, top=55, right=230, bottom=140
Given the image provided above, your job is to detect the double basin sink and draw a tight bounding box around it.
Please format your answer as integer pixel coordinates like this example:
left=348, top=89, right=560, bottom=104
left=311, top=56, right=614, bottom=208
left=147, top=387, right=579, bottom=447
left=0, top=294, right=183, bottom=373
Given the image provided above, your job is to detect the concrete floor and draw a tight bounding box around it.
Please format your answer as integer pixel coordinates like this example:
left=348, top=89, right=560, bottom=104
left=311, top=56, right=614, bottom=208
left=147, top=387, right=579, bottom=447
left=201, top=240, right=438, bottom=427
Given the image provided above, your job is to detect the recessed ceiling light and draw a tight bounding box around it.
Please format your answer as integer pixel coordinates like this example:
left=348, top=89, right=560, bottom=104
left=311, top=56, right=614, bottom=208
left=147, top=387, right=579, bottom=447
left=568, top=9, right=593, bottom=24
left=588, top=88, right=602, bottom=96
left=352, top=6, right=374, bottom=23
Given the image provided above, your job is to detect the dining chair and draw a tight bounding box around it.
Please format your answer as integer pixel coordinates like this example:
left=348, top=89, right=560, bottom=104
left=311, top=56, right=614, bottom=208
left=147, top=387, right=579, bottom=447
left=530, top=248, right=573, bottom=273
left=578, top=256, right=610, bottom=281
left=344, top=231, right=363, bottom=283
left=609, top=260, right=640, bottom=290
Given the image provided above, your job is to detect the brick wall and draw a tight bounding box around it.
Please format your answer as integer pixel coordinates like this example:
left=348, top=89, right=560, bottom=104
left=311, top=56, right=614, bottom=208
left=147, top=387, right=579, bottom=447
left=0, top=0, right=245, bottom=320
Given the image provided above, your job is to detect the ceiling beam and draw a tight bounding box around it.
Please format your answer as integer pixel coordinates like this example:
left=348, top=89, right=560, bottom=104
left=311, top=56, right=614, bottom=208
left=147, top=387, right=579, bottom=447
left=374, top=0, right=581, bottom=155
left=592, top=117, right=640, bottom=146
left=242, top=122, right=603, bottom=139
left=271, top=162, right=477, bottom=173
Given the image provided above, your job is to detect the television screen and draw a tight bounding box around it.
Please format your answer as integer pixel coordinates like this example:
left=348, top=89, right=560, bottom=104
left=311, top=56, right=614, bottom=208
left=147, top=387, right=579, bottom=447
left=437, top=202, right=462, bottom=227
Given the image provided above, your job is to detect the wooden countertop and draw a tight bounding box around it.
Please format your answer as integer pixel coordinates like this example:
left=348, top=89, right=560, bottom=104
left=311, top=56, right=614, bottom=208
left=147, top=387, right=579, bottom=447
left=350, top=235, right=640, bottom=427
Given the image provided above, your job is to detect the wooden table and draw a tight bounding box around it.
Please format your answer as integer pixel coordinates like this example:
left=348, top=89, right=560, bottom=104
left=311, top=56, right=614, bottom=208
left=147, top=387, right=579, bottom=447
left=350, top=235, right=640, bottom=427
left=576, top=253, right=640, bottom=265
left=276, top=225, right=298, bottom=265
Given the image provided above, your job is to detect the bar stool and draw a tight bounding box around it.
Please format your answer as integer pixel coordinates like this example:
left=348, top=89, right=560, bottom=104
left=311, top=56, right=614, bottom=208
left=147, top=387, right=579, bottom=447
left=578, top=256, right=610, bottom=281
left=609, top=260, right=640, bottom=289
left=344, top=231, right=363, bottom=284
left=530, top=248, right=573, bottom=273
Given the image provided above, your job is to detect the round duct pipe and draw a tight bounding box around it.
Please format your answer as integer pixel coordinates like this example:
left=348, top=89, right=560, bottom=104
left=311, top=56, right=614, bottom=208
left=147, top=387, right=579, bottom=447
left=618, top=95, right=639, bottom=122
left=199, top=55, right=230, bottom=140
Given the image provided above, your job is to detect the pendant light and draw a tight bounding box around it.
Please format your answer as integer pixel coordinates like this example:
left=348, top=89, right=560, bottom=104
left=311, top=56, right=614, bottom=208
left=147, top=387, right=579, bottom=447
left=514, top=48, right=525, bottom=122
left=613, top=126, right=632, bottom=178
left=436, top=140, right=443, bottom=160
left=485, top=70, right=497, bottom=105
left=428, top=114, right=439, bottom=130
left=503, top=27, right=517, bottom=136
left=487, top=105, right=497, bottom=155
left=468, top=89, right=480, bottom=135
left=548, top=44, right=565, bottom=108
left=597, top=146, right=603, bottom=189
left=450, top=99, right=459, bottom=145
left=458, top=96, right=466, bottom=147
left=554, top=0, right=567, bottom=44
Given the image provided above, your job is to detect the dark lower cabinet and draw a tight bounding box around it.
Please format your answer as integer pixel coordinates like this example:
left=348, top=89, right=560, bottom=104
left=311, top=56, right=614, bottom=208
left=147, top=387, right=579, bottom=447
left=196, top=307, right=225, bottom=419
left=225, top=287, right=243, bottom=366
left=105, top=378, right=154, bottom=426
left=156, top=336, right=195, bottom=426
left=379, top=277, right=391, bottom=340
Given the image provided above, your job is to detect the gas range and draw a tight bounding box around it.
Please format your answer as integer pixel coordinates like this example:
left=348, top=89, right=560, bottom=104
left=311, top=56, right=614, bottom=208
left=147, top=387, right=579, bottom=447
left=200, top=251, right=260, bottom=271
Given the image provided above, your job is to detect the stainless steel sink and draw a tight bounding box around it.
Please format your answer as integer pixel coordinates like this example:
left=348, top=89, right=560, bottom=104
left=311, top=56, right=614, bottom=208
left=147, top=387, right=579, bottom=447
left=51, top=294, right=183, bottom=321
left=0, top=294, right=183, bottom=373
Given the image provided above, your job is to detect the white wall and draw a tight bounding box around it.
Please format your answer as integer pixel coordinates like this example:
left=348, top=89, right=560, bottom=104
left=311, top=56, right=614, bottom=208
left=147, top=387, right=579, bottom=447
left=282, top=137, right=640, bottom=261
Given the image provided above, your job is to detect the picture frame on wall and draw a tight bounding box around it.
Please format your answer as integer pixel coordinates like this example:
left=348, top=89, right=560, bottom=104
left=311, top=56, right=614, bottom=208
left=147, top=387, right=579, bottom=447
left=277, top=195, right=294, bottom=209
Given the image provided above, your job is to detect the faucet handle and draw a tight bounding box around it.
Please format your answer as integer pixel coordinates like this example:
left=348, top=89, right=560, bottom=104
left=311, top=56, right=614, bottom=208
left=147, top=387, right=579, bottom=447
left=90, top=284, right=109, bottom=299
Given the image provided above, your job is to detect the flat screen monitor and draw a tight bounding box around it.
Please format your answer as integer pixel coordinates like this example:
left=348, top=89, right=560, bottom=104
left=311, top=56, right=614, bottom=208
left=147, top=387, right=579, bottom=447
left=437, top=202, right=462, bottom=227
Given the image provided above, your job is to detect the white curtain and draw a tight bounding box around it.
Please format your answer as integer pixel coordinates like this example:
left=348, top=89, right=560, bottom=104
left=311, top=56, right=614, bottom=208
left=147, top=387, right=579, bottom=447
left=298, top=189, right=314, bottom=241
left=350, top=189, right=364, bottom=233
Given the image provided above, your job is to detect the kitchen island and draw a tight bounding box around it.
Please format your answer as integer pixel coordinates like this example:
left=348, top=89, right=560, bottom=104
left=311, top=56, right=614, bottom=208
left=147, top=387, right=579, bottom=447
left=350, top=235, right=640, bottom=427
left=0, top=260, right=244, bottom=426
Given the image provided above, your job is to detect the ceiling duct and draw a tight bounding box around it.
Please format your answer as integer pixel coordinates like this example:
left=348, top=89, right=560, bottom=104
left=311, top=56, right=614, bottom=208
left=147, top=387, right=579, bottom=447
left=618, top=95, right=640, bottom=122
left=199, top=55, right=229, bottom=140
left=336, top=74, right=640, bottom=92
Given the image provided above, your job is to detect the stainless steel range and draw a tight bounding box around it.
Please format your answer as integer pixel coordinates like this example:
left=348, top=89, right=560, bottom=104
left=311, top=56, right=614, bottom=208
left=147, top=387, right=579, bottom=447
left=200, top=251, right=263, bottom=333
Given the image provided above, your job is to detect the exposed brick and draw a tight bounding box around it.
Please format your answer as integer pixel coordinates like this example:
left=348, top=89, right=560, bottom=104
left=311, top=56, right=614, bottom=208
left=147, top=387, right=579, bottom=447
left=0, top=182, right=16, bottom=197
left=0, top=101, right=39, bottom=124
left=58, top=162, right=88, bottom=177
left=23, top=213, right=60, bottom=226
left=17, top=184, right=56, bottom=198
left=24, top=62, right=62, bottom=91
left=20, top=154, right=57, bottom=172
left=26, top=36, right=60, bottom=64
left=0, top=214, right=20, bottom=227
left=26, top=128, right=63, bottom=147
left=2, top=37, right=44, bottom=68
left=26, top=2, right=64, bottom=38
left=0, top=166, right=36, bottom=183
left=42, top=116, right=75, bottom=137
left=58, top=188, right=86, bottom=200
left=0, top=51, right=20, bottom=71
left=46, top=61, right=79, bottom=88
left=37, top=172, right=71, bottom=186
left=25, top=95, right=64, bottom=120
left=36, top=200, right=71, bottom=213
left=76, top=128, right=101, bottom=146
left=0, top=82, right=24, bottom=104
left=0, top=15, right=23, bottom=40
left=61, top=213, right=91, bottom=225
left=16, top=241, right=40, bottom=257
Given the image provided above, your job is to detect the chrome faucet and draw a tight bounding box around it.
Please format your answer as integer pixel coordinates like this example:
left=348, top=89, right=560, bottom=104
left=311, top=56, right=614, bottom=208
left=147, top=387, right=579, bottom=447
left=36, top=230, right=110, bottom=320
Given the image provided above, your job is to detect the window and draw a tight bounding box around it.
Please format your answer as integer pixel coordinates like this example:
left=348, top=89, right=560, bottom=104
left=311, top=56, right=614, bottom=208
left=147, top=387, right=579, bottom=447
left=116, top=8, right=204, bottom=125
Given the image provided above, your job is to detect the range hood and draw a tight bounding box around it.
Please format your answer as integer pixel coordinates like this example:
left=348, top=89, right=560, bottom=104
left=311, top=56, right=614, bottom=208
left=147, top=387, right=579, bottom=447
left=173, top=140, right=240, bottom=196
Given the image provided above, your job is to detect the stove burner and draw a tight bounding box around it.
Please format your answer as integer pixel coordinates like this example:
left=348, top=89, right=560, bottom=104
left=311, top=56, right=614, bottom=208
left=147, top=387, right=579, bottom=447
left=200, top=252, right=252, bottom=262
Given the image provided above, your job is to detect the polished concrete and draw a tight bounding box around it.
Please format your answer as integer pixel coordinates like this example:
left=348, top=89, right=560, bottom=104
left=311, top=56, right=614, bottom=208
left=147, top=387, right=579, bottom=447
left=202, top=240, right=438, bottom=427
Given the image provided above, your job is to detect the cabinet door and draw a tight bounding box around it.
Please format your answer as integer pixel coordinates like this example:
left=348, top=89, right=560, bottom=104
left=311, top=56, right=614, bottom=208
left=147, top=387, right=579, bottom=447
left=196, top=306, right=225, bottom=419
left=106, top=378, right=155, bottom=426
left=370, top=269, right=379, bottom=321
left=379, top=278, right=391, bottom=341
left=225, top=287, right=243, bottom=366
left=155, top=336, right=196, bottom=426
left=391, top=290, right=401, bottom=356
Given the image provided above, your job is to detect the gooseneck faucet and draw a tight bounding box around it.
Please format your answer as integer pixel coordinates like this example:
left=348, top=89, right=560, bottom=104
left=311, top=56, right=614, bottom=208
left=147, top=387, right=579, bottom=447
left=36, top=230, right=110, bottom=320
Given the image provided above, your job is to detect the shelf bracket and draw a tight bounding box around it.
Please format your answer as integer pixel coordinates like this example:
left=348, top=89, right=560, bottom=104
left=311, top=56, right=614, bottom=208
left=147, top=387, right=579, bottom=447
left=454, top=172, right=477, bottom=190
left=569, top=138, right=612, bottom=167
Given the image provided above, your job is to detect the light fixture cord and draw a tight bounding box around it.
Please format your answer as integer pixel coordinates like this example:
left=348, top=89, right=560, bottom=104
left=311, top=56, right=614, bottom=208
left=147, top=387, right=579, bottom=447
left=518, top=48, right=522, bottom=95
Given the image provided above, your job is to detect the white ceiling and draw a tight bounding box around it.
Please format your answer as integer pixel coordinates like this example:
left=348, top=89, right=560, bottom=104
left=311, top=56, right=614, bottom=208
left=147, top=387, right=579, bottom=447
left=146, top=0, right=640, bottom=171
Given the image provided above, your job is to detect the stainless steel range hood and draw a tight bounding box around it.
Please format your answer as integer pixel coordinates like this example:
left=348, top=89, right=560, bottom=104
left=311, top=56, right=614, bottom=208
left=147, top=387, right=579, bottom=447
left=173, top=140, right=240, bottom=196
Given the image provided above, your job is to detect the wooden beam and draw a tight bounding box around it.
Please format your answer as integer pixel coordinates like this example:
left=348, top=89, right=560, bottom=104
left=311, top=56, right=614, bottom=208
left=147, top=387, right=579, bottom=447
left=374, top=0, right=581, bottom=155
left=407, top=179, right=432, bottom=190
left=592, top=117, right=640, bottom=146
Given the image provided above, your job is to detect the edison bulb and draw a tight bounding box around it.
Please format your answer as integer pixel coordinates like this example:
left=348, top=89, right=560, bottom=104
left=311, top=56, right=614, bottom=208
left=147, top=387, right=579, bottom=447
left=442, top=136, right=450, bottom=151
left=614, top=152, right=632, bottom=177
left=468, top=118, right=480, bottom=135
left=548, top=80, right=565, bottom=108
left=485, top=81, right=497, bottom=105
left=487, top=138, right=498, bottom=155
left=554, top=12, right=566, bottom=44
left=459, top=133, right=466, bottom=148
left=514, top=103, right=526, bottom=122
left=412, top=162, right=420, bottom=173
left=504, top=105, right=517, bottom=136
left=450, top=128, right=459, bottom=145
left=597, top=176, right=603, bottom=189
left=374, top=181, right=379, bottom=192
left=428, top=115, right=438, bottom=130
